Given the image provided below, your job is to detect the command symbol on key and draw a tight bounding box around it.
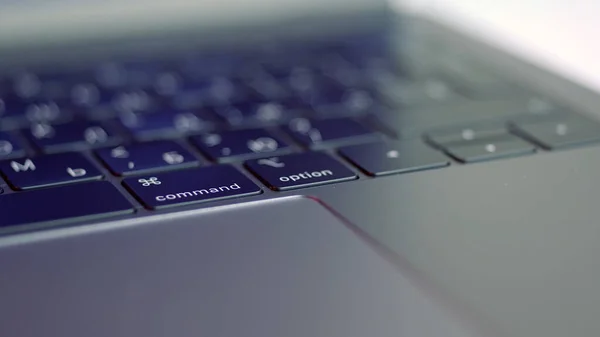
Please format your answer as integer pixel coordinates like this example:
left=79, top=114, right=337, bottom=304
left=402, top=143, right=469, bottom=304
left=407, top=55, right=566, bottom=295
left=138, top=177, right=161, bottom=187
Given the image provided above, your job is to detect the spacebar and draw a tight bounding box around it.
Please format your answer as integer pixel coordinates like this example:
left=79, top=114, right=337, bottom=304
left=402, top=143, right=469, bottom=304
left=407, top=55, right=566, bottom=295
left=0, top=182, right=134, bottom=232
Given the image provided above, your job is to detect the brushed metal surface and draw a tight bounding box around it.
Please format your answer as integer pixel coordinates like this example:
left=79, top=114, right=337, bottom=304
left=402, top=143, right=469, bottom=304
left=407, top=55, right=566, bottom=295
left=317, top=146, right=600, bottom=337
left=0, top=197, right=478, bottom=337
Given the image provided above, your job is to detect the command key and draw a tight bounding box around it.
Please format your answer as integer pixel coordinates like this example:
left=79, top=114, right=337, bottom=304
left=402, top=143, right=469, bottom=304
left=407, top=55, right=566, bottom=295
left=245, top=152, right=357, bottom=191
left=123, top=166, right=262, bottom=209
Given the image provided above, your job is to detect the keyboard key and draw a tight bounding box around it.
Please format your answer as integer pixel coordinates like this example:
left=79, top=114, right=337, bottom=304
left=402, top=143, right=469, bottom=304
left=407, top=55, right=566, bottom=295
left=339, top=141, right=449, bottom=176
left=434, top=55, right=519, bottom=98
left=96, top=141, right=199, bottom=176
left=25, top=121, right=119, bottom=152
left=245, top=152, right=357, bottom=191
left=119, top=109, right=218, bottom=140
left=214, top=99, right=305, bottom=127
left=0, top=181, right=133, bottom=232
left=7, top=72, right=44, bottom=99
left=110, top=88, right=159, bottom=113
left=0, top=132, right=25, bottom=159
left=194, top=77, right=251, bottom=106
left=0, top=153, right=102, bottom=190
left=300, top=79, right=368, bottom=106
left=70, top=82, right=110, bottom=109
left=246, top=76, right=291, bottom=100
left=191, top=128, right=290, bottom=162
left=283, top=117, right=379, bottom=147
left=312, top=88, right=380, bottom=117
left=0, top=95, right=73, bottom=123
left=377, top=77, right=463, bottom=108
left=123, top=166, right=261, bottom=209
left=510, top=115, right=600, bottom=150
left=94, top=62, right=130, bottom=89
left=426, top=125, right=508, bottom=148
left=444, top=135, right=535, bottom=163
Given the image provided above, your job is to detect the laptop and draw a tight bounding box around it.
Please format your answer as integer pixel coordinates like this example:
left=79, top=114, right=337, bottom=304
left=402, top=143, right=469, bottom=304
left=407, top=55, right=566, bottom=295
left=1, top=1, right=599, bottom=337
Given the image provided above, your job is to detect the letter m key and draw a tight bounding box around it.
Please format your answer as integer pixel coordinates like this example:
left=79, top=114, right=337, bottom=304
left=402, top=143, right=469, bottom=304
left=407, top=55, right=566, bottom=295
left=11, top=159, right=36, bottom=172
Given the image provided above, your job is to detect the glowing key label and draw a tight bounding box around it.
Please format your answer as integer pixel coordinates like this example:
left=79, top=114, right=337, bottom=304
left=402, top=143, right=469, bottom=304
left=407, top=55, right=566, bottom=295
left=278, top=170, right=334, bottom=183
left=123, top=166, right=261, bottom=209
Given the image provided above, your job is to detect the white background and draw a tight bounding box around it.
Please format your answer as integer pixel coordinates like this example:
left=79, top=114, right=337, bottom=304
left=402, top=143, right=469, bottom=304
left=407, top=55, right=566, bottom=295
left=394, top=0, right=600, bottom=93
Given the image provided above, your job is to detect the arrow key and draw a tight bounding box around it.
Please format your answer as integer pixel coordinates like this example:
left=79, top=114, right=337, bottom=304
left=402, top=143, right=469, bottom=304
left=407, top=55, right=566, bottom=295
left=96, top=140, right=199, bottom=176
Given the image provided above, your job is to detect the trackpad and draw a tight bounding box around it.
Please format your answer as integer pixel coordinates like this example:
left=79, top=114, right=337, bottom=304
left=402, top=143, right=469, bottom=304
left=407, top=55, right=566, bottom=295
left=0, top=197, right=476, bottom=337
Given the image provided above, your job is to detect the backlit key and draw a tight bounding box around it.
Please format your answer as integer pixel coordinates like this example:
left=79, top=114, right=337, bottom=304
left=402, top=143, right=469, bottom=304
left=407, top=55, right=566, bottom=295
left=245, top=152, right=357, bottom=191
left=0, top=132, right=25, bottom=159
left=123, top=166, right=261, bottom=209
left=0, top=153, right=102, bottom=190
left=25, top=121, right=119, bottom=153
left=96, top=141, right=199, bottom=176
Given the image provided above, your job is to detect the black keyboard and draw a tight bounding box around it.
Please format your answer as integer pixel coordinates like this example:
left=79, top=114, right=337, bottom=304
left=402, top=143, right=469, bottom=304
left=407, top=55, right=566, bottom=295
left=2, top=34, right=600, bottom=234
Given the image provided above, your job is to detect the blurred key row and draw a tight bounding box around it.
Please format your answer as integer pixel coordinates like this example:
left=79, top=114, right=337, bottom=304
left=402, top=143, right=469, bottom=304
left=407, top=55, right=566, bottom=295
left=2, top=112, right=600, bottom=192
left=0, top=117, right=378, bottom=158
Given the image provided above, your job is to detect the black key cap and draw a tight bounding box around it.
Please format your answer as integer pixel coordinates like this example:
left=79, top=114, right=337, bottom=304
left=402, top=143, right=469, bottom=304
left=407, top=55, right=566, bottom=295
left=123, top=166, right=261, bottom=209
left=0, top=95, right=73, bottom=123
left=377, top=77, right=463, bottom=108
left=191, top=128, right=290, bottom=162
left=339, top=141, right=449, bottom=176
left=70, top=82, right=110, bottom=109
left=245, top=152, right=357, bottom=191
left=299, top=78, right=363, bottom=106
left=110, top=88, right=158, bottom=113
left=283, top=117, right=379, bottom=147
left=25, top=121, right=119, bottom=152
left=0, top=153, right=102, bottom=190
left=246, top=76, right=291, bottom=100
left=96, top=141, right=199, bottom=176
left=510, top=115, right=600, bottom=150
left=119, top=109, right=217, bottom=140
left=426, top=125, right=508, bottom=148
left=193, top=77, right=251, bottom=106
left=214, top=99, right=305, bottom=127
left=312, top=88, right=380, bottom=118
left=0, top=181, right=133, bottom=232
left=0, top=132, right=25, bottom=159
left=444, top=135, right=535, bottom=163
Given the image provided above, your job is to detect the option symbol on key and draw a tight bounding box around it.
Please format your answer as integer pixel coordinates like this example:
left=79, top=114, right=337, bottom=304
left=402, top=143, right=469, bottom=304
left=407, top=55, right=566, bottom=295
left=257, top=157, right=285, bottom=168
left=138, top=177, right=161, bottom=187
left=245, top=152, right=357, bottom=191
